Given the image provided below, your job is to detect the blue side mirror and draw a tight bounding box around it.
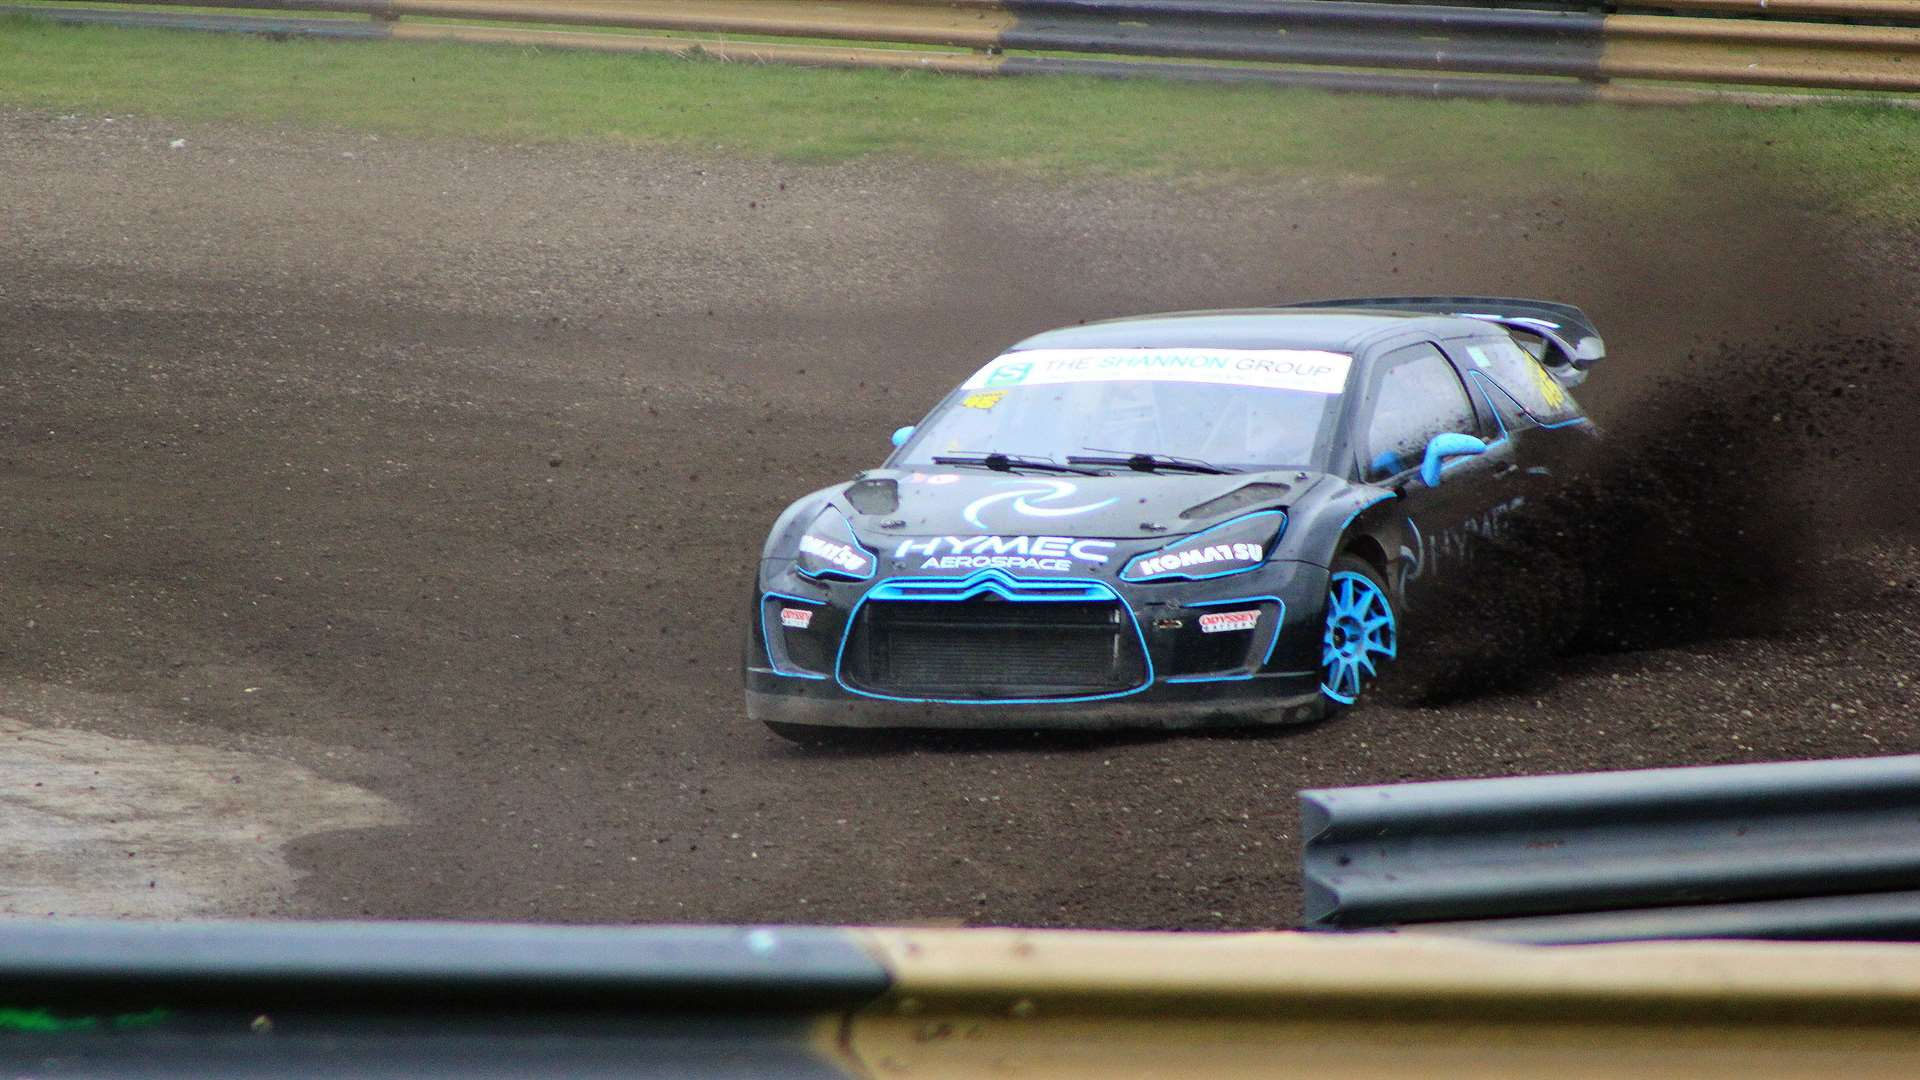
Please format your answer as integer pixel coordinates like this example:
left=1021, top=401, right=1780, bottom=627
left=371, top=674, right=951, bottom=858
left=890, top=425, right=915, bottom=448
left=1420, top=432, right=1489, bottom=487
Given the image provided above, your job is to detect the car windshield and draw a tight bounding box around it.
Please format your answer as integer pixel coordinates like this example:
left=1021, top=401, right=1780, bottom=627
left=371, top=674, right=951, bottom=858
left=895, top=348, right=1353, bottom=472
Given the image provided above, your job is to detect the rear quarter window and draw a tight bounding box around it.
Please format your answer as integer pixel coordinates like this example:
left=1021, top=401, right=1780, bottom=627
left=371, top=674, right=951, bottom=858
left=1460, top=336, right=1583, bottom=425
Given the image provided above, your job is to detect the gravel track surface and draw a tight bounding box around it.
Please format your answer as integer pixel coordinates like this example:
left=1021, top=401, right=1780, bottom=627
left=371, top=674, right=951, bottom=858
left=4, top=108, right=1917, bottom=927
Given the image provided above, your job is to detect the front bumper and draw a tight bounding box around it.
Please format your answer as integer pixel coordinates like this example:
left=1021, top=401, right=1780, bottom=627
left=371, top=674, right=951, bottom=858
left=746, top=682, right=1326, bottom=731
left=746, top=560, right=1330, bottom=731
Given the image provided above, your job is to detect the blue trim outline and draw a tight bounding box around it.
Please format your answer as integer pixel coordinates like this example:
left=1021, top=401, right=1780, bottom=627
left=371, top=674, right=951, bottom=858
left=1535, top=415, right=1595, bottom=430
left=794, top=507, right=877, bottom=583
left=759, top=591, right=829, bottom=681
left=1467, top=369, right=1512, bottom=444
left=1119, top=510, right=1288, bottom=584
left=1337, top=492, right=1397, bottom=536
left=832, top=569, right=1154, bottom=705
left=1469, top=366, right=1594, bottom=431
left=1164, top=594, right=1288, bottom=684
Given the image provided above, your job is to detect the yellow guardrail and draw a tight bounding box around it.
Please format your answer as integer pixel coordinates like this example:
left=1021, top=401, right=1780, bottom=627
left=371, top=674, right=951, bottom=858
left=841, top=928, right=1920, bottom=1078
left=1631, top=0, right=1920, bottom=16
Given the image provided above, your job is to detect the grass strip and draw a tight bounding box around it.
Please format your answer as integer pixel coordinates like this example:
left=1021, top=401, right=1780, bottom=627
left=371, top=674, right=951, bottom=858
left=1, top=10, right=1915, bottom=221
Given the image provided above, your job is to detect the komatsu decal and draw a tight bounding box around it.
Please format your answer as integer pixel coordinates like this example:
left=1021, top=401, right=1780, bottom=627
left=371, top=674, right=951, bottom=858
left=893, top=535, right=1118, bottom=573
left=798, top=534, right=872, bottom=575
left=1130, top=542, right=1263, bottom=578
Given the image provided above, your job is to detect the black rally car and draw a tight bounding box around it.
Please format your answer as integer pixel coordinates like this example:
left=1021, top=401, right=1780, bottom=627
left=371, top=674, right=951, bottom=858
left=746, top=298, right=1603, bottom=739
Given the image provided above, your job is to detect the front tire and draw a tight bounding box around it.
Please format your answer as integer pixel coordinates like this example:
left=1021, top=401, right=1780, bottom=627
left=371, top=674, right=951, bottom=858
left=1320, top=555, right=1398, bottom=711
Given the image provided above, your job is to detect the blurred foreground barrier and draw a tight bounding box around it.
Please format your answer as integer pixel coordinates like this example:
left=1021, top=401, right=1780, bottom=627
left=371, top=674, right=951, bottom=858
left=1303, top=753, right=1920, bottom=943
left=10, top=0, right=1920, bottom=104
left=10, top=919, right=1920, bottom=1076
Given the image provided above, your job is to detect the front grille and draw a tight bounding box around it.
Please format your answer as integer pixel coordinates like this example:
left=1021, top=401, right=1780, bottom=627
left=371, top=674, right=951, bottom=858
left=842, top=599, right=1145, bottom=699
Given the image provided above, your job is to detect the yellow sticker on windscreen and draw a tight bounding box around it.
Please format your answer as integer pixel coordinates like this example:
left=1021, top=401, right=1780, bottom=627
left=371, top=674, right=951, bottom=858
left=961, top=391, right=1006, bottom=410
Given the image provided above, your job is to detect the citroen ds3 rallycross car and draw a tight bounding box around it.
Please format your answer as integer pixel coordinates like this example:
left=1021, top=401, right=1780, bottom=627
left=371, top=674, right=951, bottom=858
left=746, top=298, right=1604, bottom=739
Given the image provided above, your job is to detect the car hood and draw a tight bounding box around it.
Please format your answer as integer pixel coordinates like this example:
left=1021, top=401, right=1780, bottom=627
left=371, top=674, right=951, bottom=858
left=842, top=468, right=1314, bottom=541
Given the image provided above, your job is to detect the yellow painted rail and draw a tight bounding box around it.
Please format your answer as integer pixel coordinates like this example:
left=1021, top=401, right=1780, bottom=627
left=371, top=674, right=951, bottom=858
left=840, top=928, right=1920, bottom=1078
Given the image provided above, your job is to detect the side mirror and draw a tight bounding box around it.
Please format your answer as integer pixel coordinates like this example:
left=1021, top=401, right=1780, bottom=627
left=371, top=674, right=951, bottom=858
left=890, top=425, right=915, bottom=448
left=1420, top=432, right=1488, bottom=487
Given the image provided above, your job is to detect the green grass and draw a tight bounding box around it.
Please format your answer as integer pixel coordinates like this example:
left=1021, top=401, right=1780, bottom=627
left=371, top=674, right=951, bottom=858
left=3, top=10, right=1916, bottom=221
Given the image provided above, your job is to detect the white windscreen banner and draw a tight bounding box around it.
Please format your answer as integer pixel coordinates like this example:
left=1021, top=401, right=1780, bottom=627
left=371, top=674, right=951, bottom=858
left=962, top=348, right=1353, bottom=394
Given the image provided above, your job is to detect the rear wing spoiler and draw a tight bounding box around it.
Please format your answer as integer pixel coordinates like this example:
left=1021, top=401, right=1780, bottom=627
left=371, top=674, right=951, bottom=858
left=1286, top=296, right=1606, bottom=373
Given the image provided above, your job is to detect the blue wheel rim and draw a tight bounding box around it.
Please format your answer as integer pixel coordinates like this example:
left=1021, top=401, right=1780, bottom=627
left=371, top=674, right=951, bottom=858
left=1320, top=570, right=1397, bottom=705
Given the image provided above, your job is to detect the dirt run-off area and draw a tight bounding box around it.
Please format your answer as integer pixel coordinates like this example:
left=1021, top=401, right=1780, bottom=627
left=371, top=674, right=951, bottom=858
left=3, top=107, right=1918, bottom=928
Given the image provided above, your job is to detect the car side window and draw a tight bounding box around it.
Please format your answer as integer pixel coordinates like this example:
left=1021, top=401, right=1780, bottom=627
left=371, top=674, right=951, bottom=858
left=1458, top=335, right=1583, bottom=424
left=1361, top=343, right=1478, bottom=481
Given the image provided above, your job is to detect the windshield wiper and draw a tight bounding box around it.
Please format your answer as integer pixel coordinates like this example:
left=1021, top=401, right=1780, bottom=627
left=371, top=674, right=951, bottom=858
left=931, top=451, right=1104, bottom=476
left=1067, top=449, right=1239, bottom=475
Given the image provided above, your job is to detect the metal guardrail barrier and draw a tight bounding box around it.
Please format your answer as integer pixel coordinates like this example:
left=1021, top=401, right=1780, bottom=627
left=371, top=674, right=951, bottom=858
left=9, top=0, right=1920, bottom=104
left=1302, top=754, right=1920, bottom=939
left=9, top=919, right=1920, bottom=1076
left=1400, top=889, right=1920, bottom=945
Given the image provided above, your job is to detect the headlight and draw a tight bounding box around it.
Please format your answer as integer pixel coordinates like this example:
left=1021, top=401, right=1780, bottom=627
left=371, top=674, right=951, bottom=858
left=795, top=506, right=876, bottom=581
left=1120, top=510, right=1285, bottom=583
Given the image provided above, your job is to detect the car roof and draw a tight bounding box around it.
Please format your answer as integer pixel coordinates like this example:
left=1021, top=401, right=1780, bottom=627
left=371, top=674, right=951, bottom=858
left=1006, top=308, right=1488, bottom=355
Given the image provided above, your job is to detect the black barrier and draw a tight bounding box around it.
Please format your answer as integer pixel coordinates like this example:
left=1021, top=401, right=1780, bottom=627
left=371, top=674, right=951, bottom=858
left=0, top=922, right=888, bottom=1078
left=0, top=5, right=389, bottom=38
left=994, top=0, right=1608, bottom=40
left=0, top=920, right=890, bottom=1010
